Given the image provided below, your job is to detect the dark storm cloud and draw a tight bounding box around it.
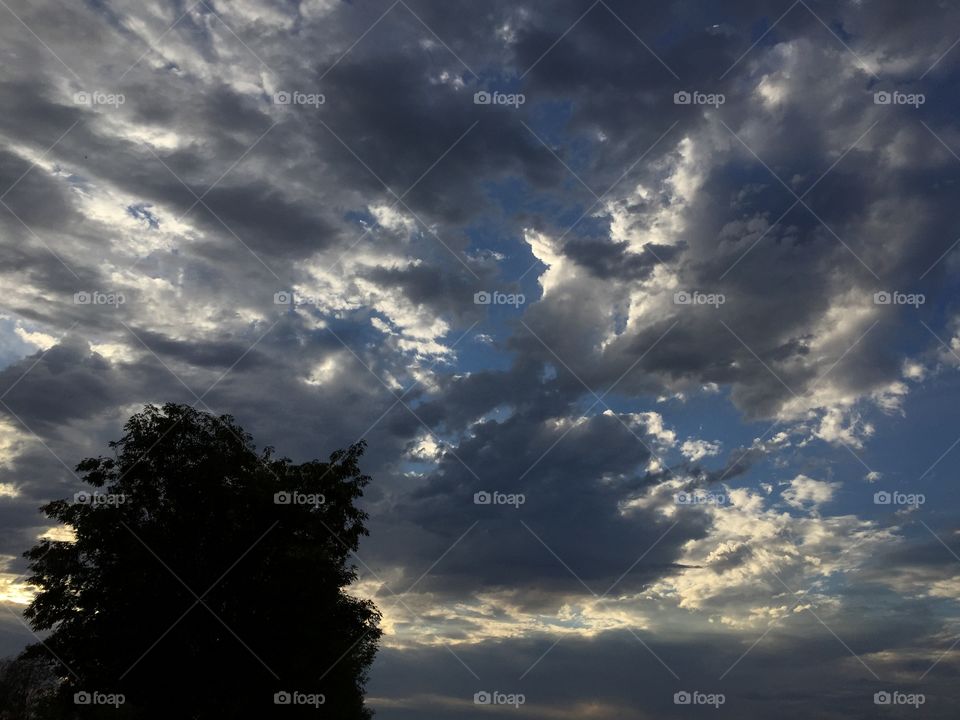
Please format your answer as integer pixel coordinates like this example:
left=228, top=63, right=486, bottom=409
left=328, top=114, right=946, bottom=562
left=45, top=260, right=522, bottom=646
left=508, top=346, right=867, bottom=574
left=0, top=0, right=949, bottom=428
left=386, top=409, right=703, bottom=599
left=432, top=0, right=960, bottom=422
left=562, top=238, right=680, bottom=281
left=0, top=0, right=953, bottom=553
left=0, top=337, right=128, bottom=428
left=119, top=327, right=272, bottom=369
left=0, top=146, right=79, bottom=233
left=368, top=611, right=956, bottom=719
left=856, top=520, right=960, bottom=603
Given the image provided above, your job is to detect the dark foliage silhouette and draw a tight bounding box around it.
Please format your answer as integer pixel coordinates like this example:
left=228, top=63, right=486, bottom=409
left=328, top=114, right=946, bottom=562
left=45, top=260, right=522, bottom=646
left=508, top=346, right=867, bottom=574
left=8, top=403, right=381, bottom=719
left=0, top=655, right=59, bottom=719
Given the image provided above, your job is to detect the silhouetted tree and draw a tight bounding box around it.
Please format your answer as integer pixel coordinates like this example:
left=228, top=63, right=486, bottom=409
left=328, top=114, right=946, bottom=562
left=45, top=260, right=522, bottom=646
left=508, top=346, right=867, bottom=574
left=0, top=655, right=60, bottom=719
left=16, top=403, right=381, bottom=719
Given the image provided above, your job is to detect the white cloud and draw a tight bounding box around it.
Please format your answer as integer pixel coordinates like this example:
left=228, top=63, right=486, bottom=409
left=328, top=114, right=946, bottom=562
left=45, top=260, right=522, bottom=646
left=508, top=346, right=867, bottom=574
left=680, top=438, right=722, bottom=462
left=0, top=555, right=32, bottom=606
left=14, top=325, right=57, bottom=351
left=781, top=474, right=838, bottom=510
left=637, top=479, right=898, bottom=628
left=619, top=411, right=676, bottom=446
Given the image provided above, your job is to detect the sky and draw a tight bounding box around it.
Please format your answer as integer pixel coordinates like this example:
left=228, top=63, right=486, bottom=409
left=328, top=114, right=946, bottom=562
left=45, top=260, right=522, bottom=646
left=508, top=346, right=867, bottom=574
left=1, top=0, right=960, bottom=717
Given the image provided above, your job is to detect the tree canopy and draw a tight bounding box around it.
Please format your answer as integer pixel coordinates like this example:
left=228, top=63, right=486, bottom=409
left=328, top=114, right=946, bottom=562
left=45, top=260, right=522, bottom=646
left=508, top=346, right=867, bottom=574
left=8, top=402, right=381, bottom=719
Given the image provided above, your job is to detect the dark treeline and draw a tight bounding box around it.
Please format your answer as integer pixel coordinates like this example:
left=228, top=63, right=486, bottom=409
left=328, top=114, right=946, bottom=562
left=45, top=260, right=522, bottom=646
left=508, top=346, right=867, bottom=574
left=0, top=403, right=381, bottom=719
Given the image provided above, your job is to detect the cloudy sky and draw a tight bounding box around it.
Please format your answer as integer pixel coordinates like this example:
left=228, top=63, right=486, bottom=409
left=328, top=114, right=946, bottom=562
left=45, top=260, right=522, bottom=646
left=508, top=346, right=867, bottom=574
left=1, top=0, right=960, bottom=716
